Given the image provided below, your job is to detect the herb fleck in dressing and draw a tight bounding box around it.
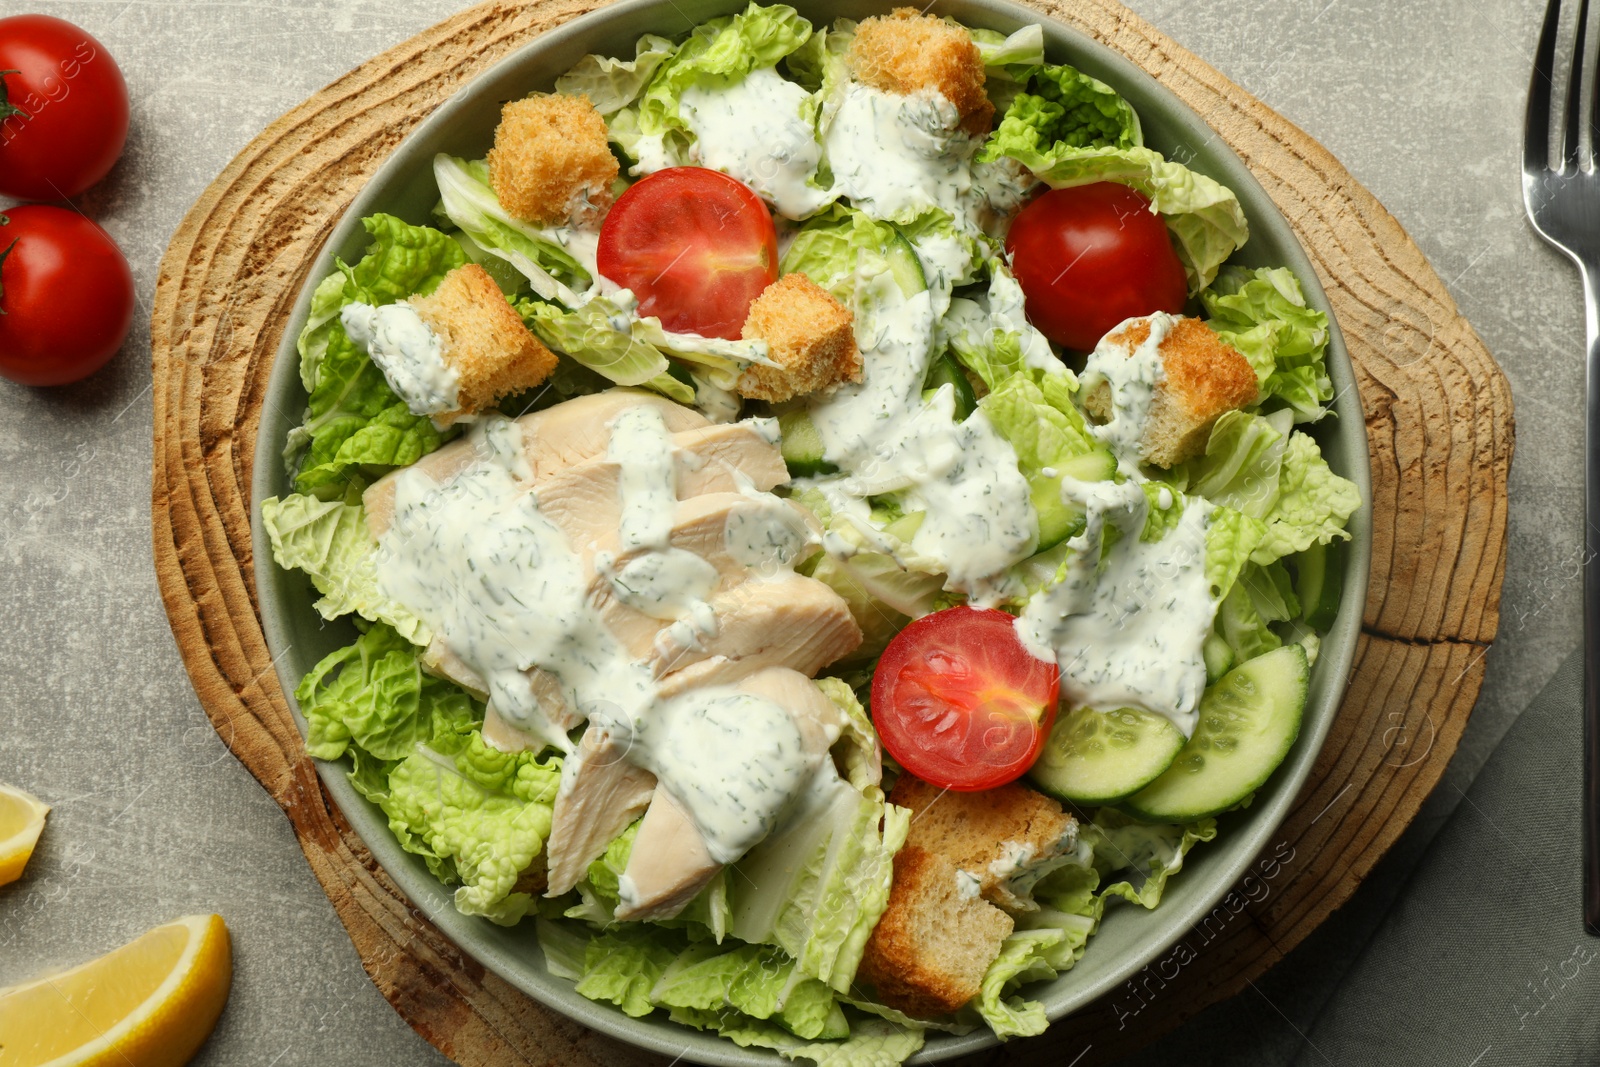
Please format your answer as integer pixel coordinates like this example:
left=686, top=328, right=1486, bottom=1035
left=1015, top=476, right=1216, bottom=738
left=342, top=302, right=461, bottom=420
left=824, top=85, right=974, bottom=224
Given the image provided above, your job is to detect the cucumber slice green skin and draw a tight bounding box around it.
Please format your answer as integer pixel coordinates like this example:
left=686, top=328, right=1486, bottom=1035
left=1123, top=644, right=1309, bottom=823
left=1202, top=631, right=1236, bottom=684
left=1029, top=705, right=1188, bottom=806
left=1295, top=540, right=1344, bottom=631
left=1033, top=449, right=1119, bottom=551
left=777, top=409, right=837, bottom=477
left=923, top=352, right=977, bottom=419
left=884, top=227, right=928, bottom=297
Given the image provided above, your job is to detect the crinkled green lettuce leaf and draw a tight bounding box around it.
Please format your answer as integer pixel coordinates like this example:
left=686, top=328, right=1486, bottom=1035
left=385, top=727, right=560, bottom=923
left=1183, top=408, right=1294, bottom=519
left=1085, top=808, right=1218, bottom=909
left=729, top=773, right=909, bottom=992
left=512, top=294, right=694, bottom=403
left=295, top=624, right=559, bottom=924
left=979, top=63, right=1245, bottom=290
left=813, top=678, right=882, bottom=792
left=260, top=494, right=428, bottom=642
left=433, top=154, right=592, bottom=301
left=942, top=262, right=1058, bottom=389
left=288, top=214, right=463, bottom=492
left=1203, top=266, right=1334, bottom=422
left=630, top=2, right=813, bottom=154
left=1254, top=431, right=1361, bottom=565
left=293, top=624, right=467, bottom=760
left=1204, top=504, right=1267, bottom=603
left=555, top=34, right=678, bottom=114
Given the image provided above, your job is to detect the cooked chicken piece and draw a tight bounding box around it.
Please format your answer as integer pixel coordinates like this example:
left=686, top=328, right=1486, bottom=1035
left=544, top=724, right=658, bottom=896
left=363, top=389, right=709, bottom=537
left=644, top=572, right=863, bottom=679
left=615, top=667, right=843, bottom=921
left=613, top=786, right=716, bottom=922
left=535, top=422, right=788, bottom=554
left=422, top=641, right=581, bottom=752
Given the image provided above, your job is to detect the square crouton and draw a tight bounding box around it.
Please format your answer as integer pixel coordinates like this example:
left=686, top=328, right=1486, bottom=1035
left=890, top=774, right=1079, bottom=913
left=737, top=273, right=861, bottom=402
left=858, top=845, right=1015, bottom=1018
left=407, top=263, right=557, bottom=421
left=487, top=93, right=618, bottom=225
left=1083, top=315, right=1260, bottom=468
left=848, top=8, right=994, bottom=136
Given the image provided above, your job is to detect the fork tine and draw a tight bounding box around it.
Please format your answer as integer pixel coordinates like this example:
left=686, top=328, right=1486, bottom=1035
left=1566, top=0, right=1591, bottom=170
left=1528, top=0, right=1562, bottom=173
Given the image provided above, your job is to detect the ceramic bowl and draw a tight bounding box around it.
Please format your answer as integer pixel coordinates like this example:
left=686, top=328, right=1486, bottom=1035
left=252, top=2, right=1372, bottom=1060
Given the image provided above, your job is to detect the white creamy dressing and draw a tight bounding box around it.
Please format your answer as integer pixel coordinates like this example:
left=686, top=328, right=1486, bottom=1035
left=342, top=302, right=460, bottom=419
left=1015, top=476, right=1216, bottom=738
left=824, top=84, right=974, bottom=225
left=803, top=273, right=1036, bottom=605
left=595, top=406, right=720, bottom=630
left=632, top=690, right=821, bottom=864
left=373, top=404, right=832, bottom=872
left=679, top=68, right=833, bottom=220
left=1080, top=313, right=1174, bottom=475
left=377, top=417, right=651, bottom=752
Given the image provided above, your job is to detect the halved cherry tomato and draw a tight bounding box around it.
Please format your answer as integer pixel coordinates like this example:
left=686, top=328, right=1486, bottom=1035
left=597, top=167, right=777, bottom=340
left=1006, top=182, right=1188, bottom=353
left=871, top=606, right=1060, bottom=791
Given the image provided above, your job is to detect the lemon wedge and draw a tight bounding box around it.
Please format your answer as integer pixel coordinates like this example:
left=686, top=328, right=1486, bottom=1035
left=0, top=783, right=49, bottom=886
left=0, top=914, right=233, bottom=1067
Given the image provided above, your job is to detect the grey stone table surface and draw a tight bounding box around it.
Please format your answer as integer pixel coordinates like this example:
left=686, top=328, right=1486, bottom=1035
left=0, top=0, right=1572, bottom=1064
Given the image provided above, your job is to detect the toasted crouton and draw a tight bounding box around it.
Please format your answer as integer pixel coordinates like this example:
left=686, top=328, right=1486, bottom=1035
left=737, top=274, right=861, bottom=402
left=848, top=8, right=994, bottom=136
left=859, top=845, right=1015, bottom=1018
left=407, top=263, right=557, bottom=421
left=1083, top=315, right=1260, bottom=468
left=890, top=775, right=1080, bottom=913
left=487, top=93, right=618, bottom=225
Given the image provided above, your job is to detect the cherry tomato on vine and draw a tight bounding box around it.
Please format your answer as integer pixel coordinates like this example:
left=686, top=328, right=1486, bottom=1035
left=0, top=206, right=134, bottom=386
left=1006, top=182, right=1188, bottom=353
left=597, top=167, right=778, bottom=340
left=871, top=606, right=1060, bottom=791
left=0, top=15, right=130, bottom=200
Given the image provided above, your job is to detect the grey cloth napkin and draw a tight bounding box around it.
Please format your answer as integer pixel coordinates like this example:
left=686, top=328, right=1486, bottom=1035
left=1291, top=647, right=1600, bottom=1067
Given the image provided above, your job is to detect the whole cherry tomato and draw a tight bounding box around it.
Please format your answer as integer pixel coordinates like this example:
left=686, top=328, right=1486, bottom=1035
left=0, top=206, right=134, bottom=386
left=0, top=15, right=130, bottom=200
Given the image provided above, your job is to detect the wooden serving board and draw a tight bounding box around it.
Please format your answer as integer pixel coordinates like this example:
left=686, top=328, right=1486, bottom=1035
left=149, top=0, right=1513, bottom=1063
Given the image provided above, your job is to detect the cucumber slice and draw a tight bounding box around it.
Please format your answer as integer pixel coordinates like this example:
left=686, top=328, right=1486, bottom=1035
left=1030, top=706, right=1187, bottom=805
left=923, top=352, right=977, bottom=419
left=884, top=227, right=928, bottom=297
left=1202, top=631, right=1236, bottom=683
left=777, top=409, right=836, bottom=477
left=1295, top=541, right=1344, bottom=631
left=1124, top=644, right=1309, bottom=822
left=1032, top=449, right=1119, bottom=551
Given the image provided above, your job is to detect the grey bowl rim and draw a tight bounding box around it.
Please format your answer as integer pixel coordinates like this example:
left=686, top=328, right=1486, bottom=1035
left=248, top=2, right=1373, bottom=1063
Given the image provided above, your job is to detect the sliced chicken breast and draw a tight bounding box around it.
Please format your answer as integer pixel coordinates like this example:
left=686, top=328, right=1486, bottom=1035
left=615, top=667, right=844, bottom=921
left=364, top=388, right=709, bottom=538
left=545, top=724, right=658, bottom=896
left=535, top=423, right=788, bottom=554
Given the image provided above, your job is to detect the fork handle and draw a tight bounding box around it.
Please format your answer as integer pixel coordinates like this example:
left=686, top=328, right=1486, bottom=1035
left=1583, top=265, right=1600, bottom=935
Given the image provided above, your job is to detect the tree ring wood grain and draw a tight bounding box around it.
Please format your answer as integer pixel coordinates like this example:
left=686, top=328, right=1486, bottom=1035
left=149, top=0, right=1512, bottom=1063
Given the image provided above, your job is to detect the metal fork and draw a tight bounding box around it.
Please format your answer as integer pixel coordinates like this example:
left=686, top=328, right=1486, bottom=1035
left=1524, top=0, right=1600, bottom=936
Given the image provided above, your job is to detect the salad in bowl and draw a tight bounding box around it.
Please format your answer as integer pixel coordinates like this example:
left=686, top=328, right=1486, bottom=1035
left=259, top=4, right=1362, bottom=1063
